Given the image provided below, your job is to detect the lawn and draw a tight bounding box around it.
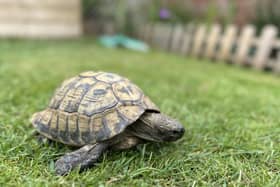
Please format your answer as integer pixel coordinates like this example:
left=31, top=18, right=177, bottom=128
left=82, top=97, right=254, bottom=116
left=1, top=38, right=280, bottom=186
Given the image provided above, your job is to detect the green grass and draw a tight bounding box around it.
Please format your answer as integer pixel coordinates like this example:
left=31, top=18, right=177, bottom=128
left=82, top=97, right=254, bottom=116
left=1, top=38, right=280, bottom=186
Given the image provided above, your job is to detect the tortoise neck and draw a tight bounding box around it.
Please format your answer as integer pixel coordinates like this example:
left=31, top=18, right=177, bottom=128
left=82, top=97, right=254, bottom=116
left=127, top=112, right=163, bottom=142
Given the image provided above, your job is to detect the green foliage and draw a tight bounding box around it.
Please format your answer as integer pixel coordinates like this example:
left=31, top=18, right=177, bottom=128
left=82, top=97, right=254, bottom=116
left=82, top=0, right=100, bottom=17
left=82, top=0, right=132, bottom=34
left=169, top=3, right=192, bottom=23
left=148, top=0, right=192, bottom=24
left=205, top=0, right=235, bottom=26
left=1, top=39, right=280, bottom=186
left=205, top=2, right=218, bottom=25
left=147, top=0, right=161, bottom=23
left=253, top=0, right=280, bottom=34
left=148, top=0, right=236, bottom=25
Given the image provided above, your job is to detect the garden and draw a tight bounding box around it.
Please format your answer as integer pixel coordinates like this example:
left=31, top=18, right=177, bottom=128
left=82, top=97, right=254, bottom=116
left=0, top=0, right=280, bottom=186
left=1, top=39, right=280, bottom=186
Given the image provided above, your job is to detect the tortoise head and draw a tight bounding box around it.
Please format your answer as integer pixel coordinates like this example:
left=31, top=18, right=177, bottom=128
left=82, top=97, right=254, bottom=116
left=145, top=112, right=185, bottom=142
left=131, top=112, right=185, bottom=142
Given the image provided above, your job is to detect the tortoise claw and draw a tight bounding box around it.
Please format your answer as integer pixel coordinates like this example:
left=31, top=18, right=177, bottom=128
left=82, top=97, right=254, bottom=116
left=54, top=150, right=83, bottom=175
left=55, top=159, right=73, bottom=176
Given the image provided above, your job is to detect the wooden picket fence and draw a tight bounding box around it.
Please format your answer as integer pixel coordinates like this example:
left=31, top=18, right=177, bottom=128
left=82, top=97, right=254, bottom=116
left=138, top=23, right=280, bottom=73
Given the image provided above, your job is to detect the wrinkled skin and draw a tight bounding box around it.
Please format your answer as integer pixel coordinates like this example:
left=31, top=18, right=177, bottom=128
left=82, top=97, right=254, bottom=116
left=54, top=112, right=185, bottom=175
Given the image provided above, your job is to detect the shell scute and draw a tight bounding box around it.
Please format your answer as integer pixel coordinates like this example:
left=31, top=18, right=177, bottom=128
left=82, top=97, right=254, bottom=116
left=95, top=72, right=122, bottom=83
left=79, top=71, right=102, bottom=77
left=112, top=80, right=143, bottom=104
left=78, top=82, right=119, bottom=116
left=49, top=76, right=80, bottom=109
left=59, top=77, right=96, bottom=113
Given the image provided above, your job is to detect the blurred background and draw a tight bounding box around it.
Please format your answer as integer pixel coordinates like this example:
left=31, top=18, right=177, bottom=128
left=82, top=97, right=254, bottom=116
left=1, top=1, right=280, bottom=186
left=0, top=0, right=279, bottom=38
left=0, top=0, right=279, bottom=71
left=83, top=0, right=280, bottom=36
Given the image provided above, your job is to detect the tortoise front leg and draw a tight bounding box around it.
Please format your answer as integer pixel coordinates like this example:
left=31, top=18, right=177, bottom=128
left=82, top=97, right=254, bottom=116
left=55, top=143, right=108, bottom=175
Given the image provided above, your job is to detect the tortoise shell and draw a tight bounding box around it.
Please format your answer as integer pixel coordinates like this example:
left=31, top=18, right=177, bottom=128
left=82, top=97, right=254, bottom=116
left=31, top=71, right=159, bottom=146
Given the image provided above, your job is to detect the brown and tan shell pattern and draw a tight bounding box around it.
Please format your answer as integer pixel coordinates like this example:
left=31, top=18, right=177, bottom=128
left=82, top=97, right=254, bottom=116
left=31, top=71, right=159, bottom=146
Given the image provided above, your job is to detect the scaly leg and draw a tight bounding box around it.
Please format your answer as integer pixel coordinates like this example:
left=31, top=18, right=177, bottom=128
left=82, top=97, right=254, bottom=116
left=55, top=143, right=108, bottom=175
left=33, top=131, right=52, bottom=145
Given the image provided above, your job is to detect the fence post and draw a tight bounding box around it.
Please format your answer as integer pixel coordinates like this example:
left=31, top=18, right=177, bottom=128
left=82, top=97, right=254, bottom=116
left=152, top=23, right=173, bottom=51
left=138, top=23, right=146, bottom=40
left=180, top=23, right=195, bottom=56
left=203, top=24, right=222, bottom=59
left=161, top=24, right=173, bottom=51
left=216, top=25, right=238, bottom=62
left=233, top=25, right=256, bottom=65
left=191, top=24, right=207, bottom=57
left=252, top=25, right=278, bottom=70
left=170, top=24, right=184, bottom=53
left=151, top=23, right=162, bottom=47
left=142, top=23, right=153, bottom=44
left=141, top=24, right=148, bottom=40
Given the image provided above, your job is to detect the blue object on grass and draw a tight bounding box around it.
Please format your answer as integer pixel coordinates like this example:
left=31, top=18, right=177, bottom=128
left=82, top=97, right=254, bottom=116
left=98, top=35, right=149, bottom=52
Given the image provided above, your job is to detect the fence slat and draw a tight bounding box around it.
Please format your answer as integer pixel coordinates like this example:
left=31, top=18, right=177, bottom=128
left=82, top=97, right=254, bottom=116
left=162, top=25, right=173, bottom=51
left=143, top=23, right=153, bottom=44
left=152, top=23, right=172, bottom=51
left=233, top=25, right=256, bottom=65
left=216, top=25, right=238, bottom=62
left=143, top=23, right=153, bottom=42
left=137, top=23, right=146, bottom=40
left=191, top=24, right=206, bottom=57
left=170, top=24, right=184, bottom=53
left=180, top=23, right=195, bottom=56
left=203, top=24, right=222, bottom=59
left=273, top=49, right=280, bottom=73
left=151, top=23, right=162, bottom=47
left=252, top=25, right=278, bottom=69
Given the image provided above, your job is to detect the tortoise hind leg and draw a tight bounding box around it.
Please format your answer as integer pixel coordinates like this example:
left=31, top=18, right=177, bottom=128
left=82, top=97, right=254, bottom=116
left=33, top=131, right=52, bottom=145
left=37, top=134, right=52, bottom=144
left=55, top=143, right=108, bottom=175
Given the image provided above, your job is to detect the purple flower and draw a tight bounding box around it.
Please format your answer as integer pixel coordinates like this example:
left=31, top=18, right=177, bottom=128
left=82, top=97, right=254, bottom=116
left=159, top=8, right=171, bottom=19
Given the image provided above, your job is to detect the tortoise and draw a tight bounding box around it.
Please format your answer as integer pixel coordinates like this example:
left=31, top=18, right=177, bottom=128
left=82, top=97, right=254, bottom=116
left=31, top=71, right=185, bottom=175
